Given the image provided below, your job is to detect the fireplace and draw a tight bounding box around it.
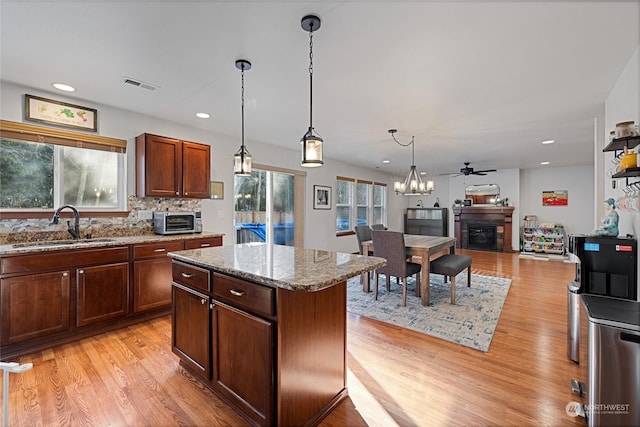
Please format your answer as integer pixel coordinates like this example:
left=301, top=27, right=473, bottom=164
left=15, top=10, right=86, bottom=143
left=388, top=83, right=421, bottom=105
left=452, top=206, right=515, bottom=252
left=468, top=224, right=497, bottom=251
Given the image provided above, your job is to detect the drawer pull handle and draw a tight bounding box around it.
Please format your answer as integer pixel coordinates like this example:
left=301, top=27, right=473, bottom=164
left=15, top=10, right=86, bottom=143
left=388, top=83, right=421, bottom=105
left=181, top=272, right=194, bottom=278
left=154, top=248, right=166, bottom=252
left=200, top=243, right=211, bottom=247
left=200, top=298, right=207, bottom=305
left=230, top=289, right=245, bottom=297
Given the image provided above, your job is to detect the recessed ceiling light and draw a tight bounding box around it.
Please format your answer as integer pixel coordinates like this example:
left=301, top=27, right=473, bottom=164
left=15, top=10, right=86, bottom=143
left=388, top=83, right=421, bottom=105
left=540, top=161, right=550, bottom=165
left=419, top=172, right=427, bottom=175
left=195, top=112, right=210, bottom=119
left=541, top=139, right=555, bottom=145
left=52, top=83, right=76, bottom=92
left=382, top=159, right=390, bottom=164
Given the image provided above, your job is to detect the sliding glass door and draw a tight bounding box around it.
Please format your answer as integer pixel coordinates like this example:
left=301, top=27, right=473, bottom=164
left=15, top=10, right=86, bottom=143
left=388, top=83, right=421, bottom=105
left=234, top=167, right=299, bottom=246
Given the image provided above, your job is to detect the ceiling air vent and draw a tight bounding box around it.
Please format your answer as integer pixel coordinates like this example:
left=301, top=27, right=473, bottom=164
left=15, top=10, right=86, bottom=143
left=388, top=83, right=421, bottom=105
left=123, top=77, right=157, bottom=91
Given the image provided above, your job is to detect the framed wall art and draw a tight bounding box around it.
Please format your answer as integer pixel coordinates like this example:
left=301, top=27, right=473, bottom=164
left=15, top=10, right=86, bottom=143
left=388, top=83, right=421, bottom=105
left=210, top=181, right=224, bottom=199
left=313, top=185, right=331, bottom=210
left=542, top=190, right=568, bottom=206
left=25, top=94, right=98, bottom=132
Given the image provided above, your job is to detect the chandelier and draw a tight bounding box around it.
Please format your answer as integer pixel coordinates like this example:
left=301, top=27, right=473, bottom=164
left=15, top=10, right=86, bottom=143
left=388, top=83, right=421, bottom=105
left=389, top=129, right=434, bottom=195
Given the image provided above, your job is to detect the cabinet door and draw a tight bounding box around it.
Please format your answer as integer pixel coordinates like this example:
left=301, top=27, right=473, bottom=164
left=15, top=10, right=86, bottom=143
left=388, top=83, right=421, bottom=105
left=134, top=257, right=173, bottom=312
left=172, top=283, right=211, bottom=379
left=133, top=241, right=184, bottom=313
left=182, top=141, right=210, bottom=198
left=212, top=302, right=274, bottom=427
left=137, top=134, right=182, bottom=197
left=1, top=271, right=70, bottom=345
left=77, top=262, right=129, bottom=327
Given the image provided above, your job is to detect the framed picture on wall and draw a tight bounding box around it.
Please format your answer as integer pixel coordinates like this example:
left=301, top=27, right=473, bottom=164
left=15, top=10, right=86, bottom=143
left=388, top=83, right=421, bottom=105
left=313, top=185, right=331, bottom=210
left=25, top=94, right=98, bottom=132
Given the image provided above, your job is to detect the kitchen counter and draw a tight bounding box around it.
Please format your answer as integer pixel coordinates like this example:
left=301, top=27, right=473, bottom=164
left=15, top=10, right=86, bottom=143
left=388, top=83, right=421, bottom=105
left=0, top=232, right=225, bottom=256
left=168, top=242, right=386, bottom=292
left=169, top=243, right=385, bottom=426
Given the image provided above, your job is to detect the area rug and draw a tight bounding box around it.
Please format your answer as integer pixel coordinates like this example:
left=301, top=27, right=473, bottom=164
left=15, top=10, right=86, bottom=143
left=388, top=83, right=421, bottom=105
left=346, top=273, right=512, bottom=352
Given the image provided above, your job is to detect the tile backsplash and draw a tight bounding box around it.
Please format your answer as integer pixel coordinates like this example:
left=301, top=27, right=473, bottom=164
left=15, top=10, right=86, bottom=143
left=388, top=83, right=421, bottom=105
left=0, top=196, right=202, bottom=244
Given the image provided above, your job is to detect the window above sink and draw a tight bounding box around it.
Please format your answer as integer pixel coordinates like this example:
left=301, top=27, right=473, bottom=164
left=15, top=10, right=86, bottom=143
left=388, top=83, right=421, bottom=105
left=0, top=120, right=129, bottom=219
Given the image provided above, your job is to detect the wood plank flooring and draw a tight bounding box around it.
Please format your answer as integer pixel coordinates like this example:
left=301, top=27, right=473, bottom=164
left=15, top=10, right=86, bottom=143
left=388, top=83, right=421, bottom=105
left=1, top=249, right=587, bottom=426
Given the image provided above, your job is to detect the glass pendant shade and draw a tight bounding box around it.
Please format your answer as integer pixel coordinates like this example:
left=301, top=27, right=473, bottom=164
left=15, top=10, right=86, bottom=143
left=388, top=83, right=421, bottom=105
left=233, top=145, right=252, bottom=176
left=301, top=127, right=323, bottom=167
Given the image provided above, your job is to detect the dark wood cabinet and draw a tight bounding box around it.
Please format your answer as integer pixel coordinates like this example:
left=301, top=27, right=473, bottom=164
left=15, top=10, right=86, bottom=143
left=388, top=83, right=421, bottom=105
left=183, top=236, right=223, bottom=250
left=0, top=271, right=70, bottom=345
left=77, top=262, right=129, bottom=327
left=171, top=261, right=212, bottom=379
left=172, top=283, right=211, bottom=379
left=133, top=240, right=183, bottom=313
left=212, top=302, right=274, bottom=427
left=171, top=258, right=348, bottom=427
left=404, top=207, right=448, bottom=236
left=136, top=133, right=210, bottom=198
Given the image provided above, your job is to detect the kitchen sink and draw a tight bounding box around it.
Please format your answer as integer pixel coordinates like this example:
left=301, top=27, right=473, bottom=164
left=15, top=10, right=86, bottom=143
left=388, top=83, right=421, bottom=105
left=12, top=238, right=116, bottom=248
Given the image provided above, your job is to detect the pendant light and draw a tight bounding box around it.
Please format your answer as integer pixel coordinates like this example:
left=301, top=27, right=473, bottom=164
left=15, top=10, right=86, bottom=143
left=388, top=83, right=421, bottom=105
left=300, top=15, right=323, bottom=167
left=233, top=59, right=252, bottom=176
left=389, top=129, right=435, bottom=195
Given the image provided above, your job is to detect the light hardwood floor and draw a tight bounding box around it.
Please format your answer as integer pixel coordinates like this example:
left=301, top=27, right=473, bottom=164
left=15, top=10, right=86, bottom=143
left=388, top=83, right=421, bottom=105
left=1, top=249, right=587, bottom=426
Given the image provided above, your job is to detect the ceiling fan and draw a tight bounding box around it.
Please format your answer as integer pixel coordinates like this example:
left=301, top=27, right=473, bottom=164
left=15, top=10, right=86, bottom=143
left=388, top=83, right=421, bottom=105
left=445, top=162, right=497, bottom=177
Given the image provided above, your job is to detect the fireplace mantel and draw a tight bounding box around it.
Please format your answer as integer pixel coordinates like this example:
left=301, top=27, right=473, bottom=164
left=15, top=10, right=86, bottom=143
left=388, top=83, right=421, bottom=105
left=452, top=206, right=515, bottom=252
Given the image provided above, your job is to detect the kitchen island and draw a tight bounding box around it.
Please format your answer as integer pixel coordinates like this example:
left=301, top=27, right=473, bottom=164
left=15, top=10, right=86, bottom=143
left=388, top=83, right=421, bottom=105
left=168, top=243, right=385, bottom=427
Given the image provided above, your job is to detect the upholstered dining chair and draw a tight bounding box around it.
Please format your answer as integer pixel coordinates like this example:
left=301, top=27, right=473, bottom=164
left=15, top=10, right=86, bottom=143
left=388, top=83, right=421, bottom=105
left=370, top=223, right=386, bottom=231
left=371, top=230, right=421, bottom=307
left=354, top=225, right=373, bottom=256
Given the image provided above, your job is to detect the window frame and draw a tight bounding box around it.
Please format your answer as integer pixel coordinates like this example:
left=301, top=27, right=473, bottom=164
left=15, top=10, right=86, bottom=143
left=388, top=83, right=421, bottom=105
left=335, top=176, right=387, bottom=236
left=0, top=120, right=129, bottom=219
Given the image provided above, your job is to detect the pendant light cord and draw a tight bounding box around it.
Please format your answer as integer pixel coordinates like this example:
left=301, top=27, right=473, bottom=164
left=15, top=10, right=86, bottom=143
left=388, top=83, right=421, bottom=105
left=308, top=24, right=314, bottom=130
left=241, top=63, right=245, bottom=152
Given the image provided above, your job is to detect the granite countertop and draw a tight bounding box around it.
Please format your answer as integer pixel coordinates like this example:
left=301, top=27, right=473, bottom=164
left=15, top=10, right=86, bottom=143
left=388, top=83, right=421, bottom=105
left=0, top=232, right=225, bottom=256
left=169, top=242, right=386, bottom=292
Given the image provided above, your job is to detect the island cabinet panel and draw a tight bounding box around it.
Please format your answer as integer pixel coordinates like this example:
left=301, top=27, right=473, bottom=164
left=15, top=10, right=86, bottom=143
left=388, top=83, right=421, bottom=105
left=276, top=282, right=347, bottom=427
left=0, top=271, right=70, bottom=345
left=133, top=240, right=184, bottom=313
left=213, top=273, right=275, bottom=318
left=211, top=302, right=274, bottom=427
left=172, top=283, right=211, bottom=380
left=77, top=262, right=129, bottom=327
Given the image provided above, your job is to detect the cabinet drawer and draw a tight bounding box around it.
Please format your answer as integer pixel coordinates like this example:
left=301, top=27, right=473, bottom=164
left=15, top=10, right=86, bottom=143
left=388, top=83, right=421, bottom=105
left=172, top=261, right=210, bottom=292
left=134, top=241, right=184, bottom=259
left=184, top=236, right=222, bottom=250
left=213, top=273, right=275, bottom=318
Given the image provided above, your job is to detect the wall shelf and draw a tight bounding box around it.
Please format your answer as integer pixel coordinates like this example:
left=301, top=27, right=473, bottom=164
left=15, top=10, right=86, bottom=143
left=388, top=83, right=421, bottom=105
left=602, top=135, right=640, bottom=152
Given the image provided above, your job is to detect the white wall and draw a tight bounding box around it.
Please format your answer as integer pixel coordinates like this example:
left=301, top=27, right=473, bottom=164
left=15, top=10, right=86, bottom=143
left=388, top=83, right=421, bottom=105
left=1, top=81, right=405, bottom=253
left=604, top=45, right=640, bottom=239
left=520, top=165, right=594, bottom=236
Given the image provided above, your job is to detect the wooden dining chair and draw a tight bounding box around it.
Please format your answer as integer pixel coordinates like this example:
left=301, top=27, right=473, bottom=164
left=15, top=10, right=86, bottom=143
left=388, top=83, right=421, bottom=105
left=371, top=230, right=421, bottom=306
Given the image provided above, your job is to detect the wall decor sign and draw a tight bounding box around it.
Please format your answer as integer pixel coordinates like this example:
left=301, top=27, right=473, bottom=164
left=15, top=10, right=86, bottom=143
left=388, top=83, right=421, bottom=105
left=25, top=94, right=98, bottom=132
left=313, top=185, right=331, bottom=210
left=542, top=190, right=568, bottom=206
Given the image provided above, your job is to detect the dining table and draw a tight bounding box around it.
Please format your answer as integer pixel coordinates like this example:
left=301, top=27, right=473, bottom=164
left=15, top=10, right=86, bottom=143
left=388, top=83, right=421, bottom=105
left=361, top=234, right=457, bottom=306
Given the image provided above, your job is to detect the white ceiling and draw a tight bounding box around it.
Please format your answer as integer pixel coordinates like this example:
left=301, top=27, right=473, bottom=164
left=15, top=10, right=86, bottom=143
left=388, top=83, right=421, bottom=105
left=1, top=1, right=639, bottom=177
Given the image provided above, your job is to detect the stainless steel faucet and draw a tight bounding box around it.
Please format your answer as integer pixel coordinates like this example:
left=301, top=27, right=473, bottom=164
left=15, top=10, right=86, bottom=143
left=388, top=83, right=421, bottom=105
left=51, top=205, right=80, bottom=240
